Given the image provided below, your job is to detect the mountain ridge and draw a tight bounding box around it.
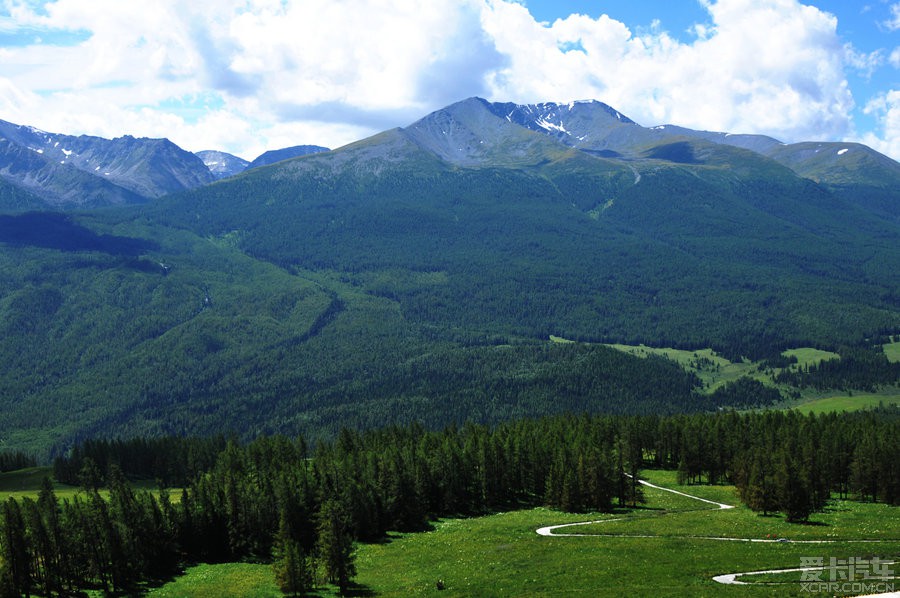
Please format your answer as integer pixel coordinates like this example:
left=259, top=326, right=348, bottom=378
left=0, top=97, right=898, bottom=456
left=3, top=97, right=899, bottom=208
left=0, top=119, right=215, bottom=207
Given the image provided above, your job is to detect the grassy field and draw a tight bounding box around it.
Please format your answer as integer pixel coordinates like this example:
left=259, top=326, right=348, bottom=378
left=560, top=341, right=899, bottom=415
left=0, top=466, right=175, bottom=502
left=145, top=563, right=284, bottom=598
left=152, top=469, right=898, bottom=597
left=0, top=466, right=81, bottom=501
left=602, top=343, right=762, bottom=392
left=885, top=338, right=900, bottom=363
left=781, top=347, right=840, bottom=369
left=789, top=389, right=900, bottom=415
left=598, top=343, right=843, bottom=393
left=349, top=470, right=898, bottom=597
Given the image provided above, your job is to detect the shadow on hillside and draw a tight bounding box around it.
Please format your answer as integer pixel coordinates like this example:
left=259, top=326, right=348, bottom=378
left=0, top=211, right=158, bottom=256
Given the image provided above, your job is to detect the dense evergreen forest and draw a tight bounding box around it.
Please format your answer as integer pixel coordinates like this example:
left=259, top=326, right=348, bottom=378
left=157, top=161, right=900, bottom=361
left=2, top=124, right=900, bottom=456
left=1, top=204, right=896, bottom=459
left=1, top=408, right=896, bottom=596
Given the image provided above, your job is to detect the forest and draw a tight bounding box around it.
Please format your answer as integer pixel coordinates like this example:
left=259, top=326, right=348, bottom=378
left=155, top=157, right=900, bottom=360
left=2, top=135, right=900, bottom=457
left=1, top=407, right=897, bottom=596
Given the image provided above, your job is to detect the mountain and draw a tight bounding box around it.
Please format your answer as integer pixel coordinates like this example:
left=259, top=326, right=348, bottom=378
left=195, top=146, right=332, bottom=179
left=195, top=150, right=250, bottom=179
left=246, top=144, right=330, bottom=169
left=0, top=119, right=215, bottom=207
left=0, top=97, right=898, bottom=457
left=156, top=97, right=899, bottom=355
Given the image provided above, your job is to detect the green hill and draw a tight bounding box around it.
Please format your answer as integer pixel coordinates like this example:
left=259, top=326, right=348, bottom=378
left=1, top=98, right=898, bottom=457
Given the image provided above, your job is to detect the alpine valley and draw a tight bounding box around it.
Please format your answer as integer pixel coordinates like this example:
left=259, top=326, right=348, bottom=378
left=1, top=97, right=898, bottom=457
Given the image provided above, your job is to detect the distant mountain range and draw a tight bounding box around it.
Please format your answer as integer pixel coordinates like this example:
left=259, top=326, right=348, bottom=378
left=3, top=100, right=897, bottom=212
left=0, top=119, right=214, bottom=207
left=246, top=145, right=330, bottom=169
left=0, top=97, right=898, bottom=457
left=157, top=97, right=899, bottom=356
left=0, top=119, right=330, bottom=206
left=196, top=145, right=331, bottom=180
left=195, top=150, right=250, bottom=180
left=405, top=98, right=900, bottom=194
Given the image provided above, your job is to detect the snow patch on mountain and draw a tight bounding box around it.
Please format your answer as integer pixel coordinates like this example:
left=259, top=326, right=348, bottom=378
left=536, top=117, right=569, bottom=135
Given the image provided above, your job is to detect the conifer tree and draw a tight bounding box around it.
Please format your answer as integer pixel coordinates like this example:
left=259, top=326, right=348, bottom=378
left=272, top=509, right=313, bottom=597
left=0, top=498, right=30, bottom=598
left=316, top=497, right=356, bottom=595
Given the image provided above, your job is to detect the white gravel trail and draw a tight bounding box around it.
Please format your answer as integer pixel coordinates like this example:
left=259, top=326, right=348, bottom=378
left=535, top=476, right=897, bottom=596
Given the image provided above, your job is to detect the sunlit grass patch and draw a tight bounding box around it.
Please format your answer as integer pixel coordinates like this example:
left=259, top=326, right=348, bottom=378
left=147, top=563, right=282, bottom=598
left=791, top=390, right=900, bottom=415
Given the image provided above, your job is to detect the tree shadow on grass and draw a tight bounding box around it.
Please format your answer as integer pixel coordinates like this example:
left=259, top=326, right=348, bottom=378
left=338, top=581, right=375, bottom=597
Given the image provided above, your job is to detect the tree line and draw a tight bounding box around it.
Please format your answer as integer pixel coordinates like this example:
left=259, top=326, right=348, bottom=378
left=774, top=345, right=900, bottom=391
left=0, top=452, right=35, bottom=474
left=2, top=407, right=898, bottom=596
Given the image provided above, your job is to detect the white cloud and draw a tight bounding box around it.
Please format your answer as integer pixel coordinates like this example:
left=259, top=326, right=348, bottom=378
left=0, top=0, right=499, bottom=157
left=861, top=90, right=900, bottom=160
left=481, top=0, right=854, bottom=143
left=844, top=44, right=884, bottom=79
left=0, top=0, right=887, bottom=158
left=891, top=47, right=900, bottom=69
left=885, top=2, right=900, bottom=31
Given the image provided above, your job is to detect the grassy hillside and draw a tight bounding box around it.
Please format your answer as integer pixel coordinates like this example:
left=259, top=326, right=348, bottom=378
left=790, top=389, right=900, bottom=415
left=1, top=105, right=899, bottom=455
left=350, top=475, right=899, bottom=597
left=149, top=469, right=900, bottom=597
left=885, top=337, right=900, bottom=362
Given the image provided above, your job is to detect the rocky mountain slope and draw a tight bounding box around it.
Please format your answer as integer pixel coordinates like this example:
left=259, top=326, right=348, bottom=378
left=0, top=119, right=215, bottom=207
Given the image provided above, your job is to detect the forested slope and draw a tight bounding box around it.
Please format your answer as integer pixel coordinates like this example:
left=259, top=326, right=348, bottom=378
left=0, top=98, right=898, bottom=456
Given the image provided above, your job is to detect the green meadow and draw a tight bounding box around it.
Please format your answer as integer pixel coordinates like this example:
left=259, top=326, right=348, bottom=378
left=0, top=467, right=81, bottom=502
left=790, top=389, right=900, bottom=415
left=0, top=466, right=174, bottom=502
left=781, top=347, right=841, bottom=369
left=146, top=563, right=283, bottom=598
left=603, top=343, right=761, bottom=391
left=150, top=470, right=899, bottom=597
left=600, top=343, right=845, bottom=394
left=885, top=338, right=900, bottom=363
left=349, top=473, right=898, bottom=597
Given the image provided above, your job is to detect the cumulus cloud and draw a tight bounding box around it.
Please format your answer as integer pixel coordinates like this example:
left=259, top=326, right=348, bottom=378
left=891, top=47, right=900, bottom=69
left=885, top=3, right=900, bottom=31
left=845, top=44, right=885, bottom=79
left=861, top=90, right=900, bottom=160
left=0, top=0, right=890, bottom=159
left=0, top=0, right=501, bottom=157
left=481, top=0, right=855, bottom=142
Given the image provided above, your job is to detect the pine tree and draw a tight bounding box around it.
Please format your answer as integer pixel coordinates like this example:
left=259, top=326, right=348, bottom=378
left=0, top=498, right=31, bottom=598
left=316, top=497, right=356, bottom=595
left=775, top=450, right=812, bottom=523
left=272, top=501, right=313, bottom=597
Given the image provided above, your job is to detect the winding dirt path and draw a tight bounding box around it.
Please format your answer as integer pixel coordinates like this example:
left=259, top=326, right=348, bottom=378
left=537, top=476, right=731, bottom=538
left=535, top=476, right=897, bottom=595
left=537, top=476, right=884, bottom=543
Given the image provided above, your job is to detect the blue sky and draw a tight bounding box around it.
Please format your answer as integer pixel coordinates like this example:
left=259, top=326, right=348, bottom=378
left=1, top=0, right=898, bottom=160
